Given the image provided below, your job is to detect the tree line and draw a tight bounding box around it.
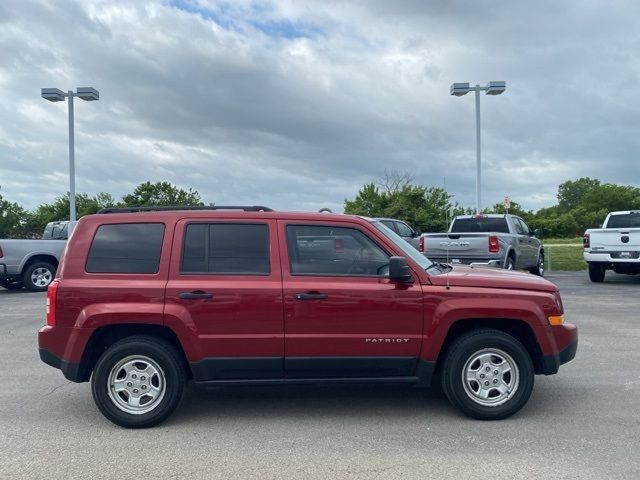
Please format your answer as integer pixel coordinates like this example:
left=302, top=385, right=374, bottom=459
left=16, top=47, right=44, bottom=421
left=1, top=175, right=639, bottom=239
left=344, top=173, right=640, bottom=238
left=0, top=181, right=201, bottom=238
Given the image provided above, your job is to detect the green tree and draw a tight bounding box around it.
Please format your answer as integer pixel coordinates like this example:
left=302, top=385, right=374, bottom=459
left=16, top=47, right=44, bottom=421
left=121, top=181, right=202, bottom=207
left=344, top=171, right=461, bottom=232
left=557, top=177, right=601, bottom=212
left=24, top=192, right=116, bottom=237
left=0, top=188, right=28, bottom=238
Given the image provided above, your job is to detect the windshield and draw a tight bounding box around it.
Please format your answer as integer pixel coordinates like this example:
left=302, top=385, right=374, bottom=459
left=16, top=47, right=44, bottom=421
left=370, top=221, right=432, bottom=270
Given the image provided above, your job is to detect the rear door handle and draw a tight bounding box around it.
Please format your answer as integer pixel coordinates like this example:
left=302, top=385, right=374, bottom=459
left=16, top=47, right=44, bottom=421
left=179, top=291, right=213, bottom=300
left=294, top=292, right=328, bottom=301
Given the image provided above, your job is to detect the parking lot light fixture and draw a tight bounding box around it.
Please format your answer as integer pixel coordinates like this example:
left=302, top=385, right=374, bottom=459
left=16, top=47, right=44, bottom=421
left=41, top=87, right=100, bottom=222
left=450, top=81, right=506, bottom=214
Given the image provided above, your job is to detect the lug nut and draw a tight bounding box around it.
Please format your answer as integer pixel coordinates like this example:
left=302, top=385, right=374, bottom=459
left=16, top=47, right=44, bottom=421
left=493, top=379, right=498, bottom=384
left=133, top=389, right=139, bottom=393
left=485, top=367, right=490, bottom=372
left=132, top=374, right=137, bottom=379
left=127, top=382, right=133, bottom=387
left=484, top=381, right=490, bottom=386
left=141, top=385, right=147, bottom=390
left=480, top=374, right=485, bottom=378
left=140, top=376, right=146, bottom=381
left=494, top=370, right=499, bottom=375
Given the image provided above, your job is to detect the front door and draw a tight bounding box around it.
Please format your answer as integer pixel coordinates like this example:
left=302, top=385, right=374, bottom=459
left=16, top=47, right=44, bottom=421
left=278, top=220, right=424, bottom=379
left=165, top=218, right=284, bottom=381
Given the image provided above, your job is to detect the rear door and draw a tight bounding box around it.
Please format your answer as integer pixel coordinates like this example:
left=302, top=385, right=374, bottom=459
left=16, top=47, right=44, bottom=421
left=512, top=217, right=535, bottom=267
left=278, top=220, right=423, bottom=379
left=164, top=218, right=284, bottom=381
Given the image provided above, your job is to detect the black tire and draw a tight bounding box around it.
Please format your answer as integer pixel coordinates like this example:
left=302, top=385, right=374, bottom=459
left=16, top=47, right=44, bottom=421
left=0, top=279, right=24, bottom=290
left=504, top=255, right=515, bottom=270
left=588, top=263, right=605, bottom=283
left=22, top=262, right=55, bottom=292
left=91, top=336, right=186, bottom=428
left=441, top=329, right=534, bottom=420
left=528, top=252, right=544, bottom=277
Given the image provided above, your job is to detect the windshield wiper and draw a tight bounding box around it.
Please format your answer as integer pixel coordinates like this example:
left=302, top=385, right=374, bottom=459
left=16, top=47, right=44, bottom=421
left=426, top=262, right=453, bottom=273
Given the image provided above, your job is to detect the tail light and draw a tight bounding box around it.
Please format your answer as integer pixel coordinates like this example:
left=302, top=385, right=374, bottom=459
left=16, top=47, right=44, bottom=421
left=488, top=236, right=499, bottom=253
left=583, top=233, right=590, bottom=249
left=46, top=280, right=59, bottom=326
left=418, top=236, right=425, bottom=252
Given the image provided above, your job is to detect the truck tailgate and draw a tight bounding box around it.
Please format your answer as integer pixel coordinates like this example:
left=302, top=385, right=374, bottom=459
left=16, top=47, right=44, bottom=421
left=589, top=229, right=640, bottom=251
left=422, top=233, right=490, bottom=257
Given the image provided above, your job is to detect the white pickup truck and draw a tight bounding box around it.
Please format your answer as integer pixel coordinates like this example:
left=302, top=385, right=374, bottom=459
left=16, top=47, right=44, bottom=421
left=583, top=211, right=640, bottom=282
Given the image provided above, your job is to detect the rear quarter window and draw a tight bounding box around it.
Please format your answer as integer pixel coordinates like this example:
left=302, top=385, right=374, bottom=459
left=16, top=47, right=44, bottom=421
left=85, top=223, right=165, bottom=274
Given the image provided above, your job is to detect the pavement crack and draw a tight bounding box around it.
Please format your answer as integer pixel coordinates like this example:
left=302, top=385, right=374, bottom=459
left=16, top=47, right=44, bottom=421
left=45, top=381, right=72, bottom=396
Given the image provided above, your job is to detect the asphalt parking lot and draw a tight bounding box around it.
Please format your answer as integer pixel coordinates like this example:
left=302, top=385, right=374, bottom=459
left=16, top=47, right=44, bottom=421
left=1, top=271, right=639, bottom=479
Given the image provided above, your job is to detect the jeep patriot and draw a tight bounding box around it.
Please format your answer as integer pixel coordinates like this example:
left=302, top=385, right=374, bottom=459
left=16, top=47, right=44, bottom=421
left=38, top=206, right=577, bottom=428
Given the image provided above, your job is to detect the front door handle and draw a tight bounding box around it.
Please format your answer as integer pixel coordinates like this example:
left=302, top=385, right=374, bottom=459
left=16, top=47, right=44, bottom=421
left=294, top=292, right=328, bottom=301
left=179, top=291, right=213, bottom=300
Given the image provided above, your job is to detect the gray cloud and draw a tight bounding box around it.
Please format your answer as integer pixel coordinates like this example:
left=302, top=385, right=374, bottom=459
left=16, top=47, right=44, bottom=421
left=1, top=0, right=639, bottom=213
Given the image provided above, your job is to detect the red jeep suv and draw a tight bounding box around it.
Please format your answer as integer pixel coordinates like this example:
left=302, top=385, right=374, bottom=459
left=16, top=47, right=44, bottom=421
left=38, top=206, right=577, bottom=428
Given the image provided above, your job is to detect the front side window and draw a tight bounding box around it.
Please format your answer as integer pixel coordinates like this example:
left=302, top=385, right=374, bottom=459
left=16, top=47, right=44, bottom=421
left=86, top=223, right=165, bottom=273
left=181, top=223, right=269, bottom=274
left=286, top=225, right=389, bottom=276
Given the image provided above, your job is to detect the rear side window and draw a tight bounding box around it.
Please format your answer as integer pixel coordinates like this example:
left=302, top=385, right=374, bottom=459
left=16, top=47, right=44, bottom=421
left=450, top=217, right=510, bottom=233
left=395, top=221, right=413, bottom=237
left=86, top=223, right=165, bottom=274
left=181, top=223, right=269, bottom=274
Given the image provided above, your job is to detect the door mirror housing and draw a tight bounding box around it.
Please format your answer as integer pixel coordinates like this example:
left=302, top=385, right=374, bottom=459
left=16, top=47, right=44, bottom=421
left=532, top=228, right=543, bottom=238
left=389, top=256, right=413, bottom=283
left=412, top=229, right=421, bottom=237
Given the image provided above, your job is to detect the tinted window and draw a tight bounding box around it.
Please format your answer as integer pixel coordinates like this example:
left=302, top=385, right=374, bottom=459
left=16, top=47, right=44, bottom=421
left=516, top=218, right=530, bottom=235
left=86, top=223, right=165, bottom=273
left=450, top=217, right=510, bottom=233
left=512, top=218, right=525, bottom=235
left=286, top=225, right=389, bottom=276
left=395, top=221, right=413, bottom=237
left=181, top=223, right=269, bottom=274
left=606, top=213, right=640, bottom=228
left=380, top=220, right=396, bottom=232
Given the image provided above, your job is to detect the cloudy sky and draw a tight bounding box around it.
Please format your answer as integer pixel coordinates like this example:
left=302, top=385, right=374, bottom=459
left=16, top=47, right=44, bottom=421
left=1, top=0, right=640, bottom=213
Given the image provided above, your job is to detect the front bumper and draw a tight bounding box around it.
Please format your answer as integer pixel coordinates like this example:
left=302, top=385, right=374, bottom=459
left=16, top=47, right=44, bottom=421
left=540, top=323, right=578, bottom=375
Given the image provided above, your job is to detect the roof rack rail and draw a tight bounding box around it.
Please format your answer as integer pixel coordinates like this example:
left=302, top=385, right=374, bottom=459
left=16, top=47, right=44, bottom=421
left=97, top=205, right=274, bottom=214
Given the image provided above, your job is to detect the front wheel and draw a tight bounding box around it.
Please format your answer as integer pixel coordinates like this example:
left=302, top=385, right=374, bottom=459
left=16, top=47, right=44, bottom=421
left=441, top=329, right=534, bottom=420
left=504, top=256, right=515, bottom=270
left=91, top=336, right=186, bottom=428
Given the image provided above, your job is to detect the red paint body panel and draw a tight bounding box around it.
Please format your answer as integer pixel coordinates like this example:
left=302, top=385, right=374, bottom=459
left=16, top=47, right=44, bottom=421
left=38, top=210, right=577, bottom=382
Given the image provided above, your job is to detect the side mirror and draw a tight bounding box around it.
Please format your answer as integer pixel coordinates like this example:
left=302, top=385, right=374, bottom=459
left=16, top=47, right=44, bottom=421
left=412, top=230, right=421, bottom=237
left=389, top=256, right=413, bottom=283
left=533, top=228, right=543, bottom=238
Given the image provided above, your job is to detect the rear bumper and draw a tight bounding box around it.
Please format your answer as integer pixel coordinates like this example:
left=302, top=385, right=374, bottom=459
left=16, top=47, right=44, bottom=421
left=540, top=324, right=578, bottom=375
left=428, top=257, right=503, bottom=268
left=39, top=348, right=84, bottom=382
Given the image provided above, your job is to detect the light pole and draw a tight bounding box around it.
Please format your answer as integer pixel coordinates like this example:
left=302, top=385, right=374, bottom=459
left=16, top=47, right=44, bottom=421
left=41, top=87, right=99, bottom=222
left=450, top=81, right=506, bottom=214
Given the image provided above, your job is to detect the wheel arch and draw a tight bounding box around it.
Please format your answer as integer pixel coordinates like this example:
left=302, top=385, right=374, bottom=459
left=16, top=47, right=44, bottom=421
left=75, top=324, right=191, bottom=382
left=433, top=318, right=544, bottom=375
left=20, top=254, right=59, bottom=273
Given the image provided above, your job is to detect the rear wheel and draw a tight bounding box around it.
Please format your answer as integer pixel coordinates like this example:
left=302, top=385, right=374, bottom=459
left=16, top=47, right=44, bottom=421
left=22, top=262, right=55, bottom=292
left=441, top=329, right=534, bottom=420
left=588, top=263, right=605, bottom=283
left=528, top=252, right=544, bottom=276
left=91, top=336, right=186, bottom=428
left=504, top=256, right=515, bottom=270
